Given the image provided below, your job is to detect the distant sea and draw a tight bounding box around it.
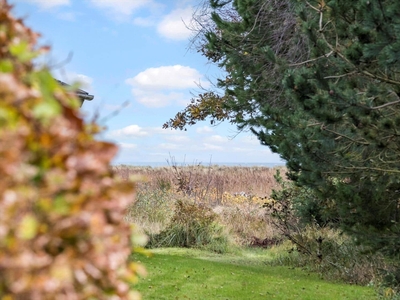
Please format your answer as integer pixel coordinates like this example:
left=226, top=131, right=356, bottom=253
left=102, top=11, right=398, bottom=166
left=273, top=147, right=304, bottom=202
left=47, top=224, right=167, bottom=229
left=113, top=161, right=286, bottom=168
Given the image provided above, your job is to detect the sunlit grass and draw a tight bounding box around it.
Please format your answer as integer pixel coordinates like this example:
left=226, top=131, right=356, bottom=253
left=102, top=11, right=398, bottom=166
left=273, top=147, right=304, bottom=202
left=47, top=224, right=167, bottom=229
left=132, top=248, right=376, bottom=300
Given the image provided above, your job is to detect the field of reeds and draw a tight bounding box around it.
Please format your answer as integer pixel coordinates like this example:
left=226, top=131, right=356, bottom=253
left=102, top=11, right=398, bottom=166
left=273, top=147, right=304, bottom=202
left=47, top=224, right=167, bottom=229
left=115, top=163, right=285, bottom=246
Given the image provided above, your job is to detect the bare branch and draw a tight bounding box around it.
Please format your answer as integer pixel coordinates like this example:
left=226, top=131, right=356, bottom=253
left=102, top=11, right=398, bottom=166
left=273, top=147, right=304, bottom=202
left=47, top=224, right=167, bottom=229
left=321, top=125, right=370, bottom=145
left=305, top=0, right=320, bottom=12
left=289, top=51, right=333, bottom=66
left=324, top=71, right=357, bottom=79
left=361, top=99, right=400, bottom=111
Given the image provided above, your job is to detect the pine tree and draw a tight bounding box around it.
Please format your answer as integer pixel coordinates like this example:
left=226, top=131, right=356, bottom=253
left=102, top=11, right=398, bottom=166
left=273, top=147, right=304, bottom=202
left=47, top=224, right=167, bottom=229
left=166, top=0, right=400, bottom=255
left=284, top=0, right=400, bottom=254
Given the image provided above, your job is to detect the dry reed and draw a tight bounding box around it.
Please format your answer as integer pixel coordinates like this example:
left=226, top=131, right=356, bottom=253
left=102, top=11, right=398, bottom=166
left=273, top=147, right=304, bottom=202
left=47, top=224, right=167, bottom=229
left=115, top=164, right=285, bottom=245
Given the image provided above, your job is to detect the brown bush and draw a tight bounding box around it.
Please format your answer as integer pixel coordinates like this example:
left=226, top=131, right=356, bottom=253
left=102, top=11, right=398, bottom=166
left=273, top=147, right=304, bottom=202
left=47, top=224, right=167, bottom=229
left=0, top=1, right=143, bottom=299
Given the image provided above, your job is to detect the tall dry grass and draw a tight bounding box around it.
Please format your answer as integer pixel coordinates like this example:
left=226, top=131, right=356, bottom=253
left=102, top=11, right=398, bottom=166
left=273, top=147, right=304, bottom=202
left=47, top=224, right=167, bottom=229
left=117, top=164, right=284, bottom=245
left=114, top=164, right=284, bottom=203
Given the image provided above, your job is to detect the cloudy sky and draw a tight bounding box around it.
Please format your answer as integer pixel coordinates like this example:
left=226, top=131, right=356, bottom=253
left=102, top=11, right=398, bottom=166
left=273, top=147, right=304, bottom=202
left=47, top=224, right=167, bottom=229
left=10, top=0, right=284, bottom=166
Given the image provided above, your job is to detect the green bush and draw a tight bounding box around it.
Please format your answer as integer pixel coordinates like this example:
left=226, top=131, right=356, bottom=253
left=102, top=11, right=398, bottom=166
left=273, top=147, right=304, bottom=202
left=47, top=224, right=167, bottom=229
left=0, top=2, right=144, bottom=299
left=148, top=200, right=231, bottom=253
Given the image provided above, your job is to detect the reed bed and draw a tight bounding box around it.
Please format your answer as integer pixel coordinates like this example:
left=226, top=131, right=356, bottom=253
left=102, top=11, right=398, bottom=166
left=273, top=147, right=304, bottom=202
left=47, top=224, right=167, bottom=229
left=115, top=164, right=285, bottom=246
left=114, top=164, right=284, bottom=204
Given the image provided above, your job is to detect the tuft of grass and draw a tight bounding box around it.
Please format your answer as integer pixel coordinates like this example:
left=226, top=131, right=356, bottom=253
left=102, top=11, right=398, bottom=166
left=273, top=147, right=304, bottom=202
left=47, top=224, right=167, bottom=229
left=214, top=203, right=277, bottom=245
left=147, top=200, right=233, bottom=253
left=125, top=187, right=175, bottom=235
left=132, top=248, right=377, bottom=300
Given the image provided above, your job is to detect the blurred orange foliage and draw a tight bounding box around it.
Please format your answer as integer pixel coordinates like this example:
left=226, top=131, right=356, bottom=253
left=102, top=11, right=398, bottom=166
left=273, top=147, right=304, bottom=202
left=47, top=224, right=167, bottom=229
left=0, top=1, right=143, bottom=299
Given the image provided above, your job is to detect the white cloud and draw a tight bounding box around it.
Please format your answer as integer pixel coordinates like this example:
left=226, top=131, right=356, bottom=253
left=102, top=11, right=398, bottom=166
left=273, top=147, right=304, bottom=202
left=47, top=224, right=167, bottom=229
left=54, top=72, right=94, bottom=92
left=231, top=147, right=249, bottom=152
left=202, top=143, right=224, bottom=151
left=133, top=16, right=154, bottom=27
left=159, top=143, right=179, bottom=150
left=70, top=73, right=93, bottom=91
left=87, top=0, right=152, bottom=16
left=204, top=135, right=227, bottom=144
left=126, top=65, right=204, bottom=90
left=109, top=125, right=149, bottom=138
left=119, top=143, right=137, bottom=149
left=131, top=89, right=186, bottom=108
left=164, top=135, right=191, bottom=143
left=157, top=7, right=193, bottom=41
left=196, top=126, right=213, bottom=134
left=150, top=127, right=180, bottom=135
left=126, top=65, right=208, bottom=107
left=21, top=0, right=70, bottom=9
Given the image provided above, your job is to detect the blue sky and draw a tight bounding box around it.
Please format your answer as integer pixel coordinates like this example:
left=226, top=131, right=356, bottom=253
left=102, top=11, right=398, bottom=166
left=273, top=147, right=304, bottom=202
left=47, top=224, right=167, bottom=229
left=10, top=0, right=284, bottom=165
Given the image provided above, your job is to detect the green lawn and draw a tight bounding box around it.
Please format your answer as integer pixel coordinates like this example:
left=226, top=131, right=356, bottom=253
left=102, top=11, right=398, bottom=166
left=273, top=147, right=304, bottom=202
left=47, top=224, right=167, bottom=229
left=132, top=248, right=376, bottom=300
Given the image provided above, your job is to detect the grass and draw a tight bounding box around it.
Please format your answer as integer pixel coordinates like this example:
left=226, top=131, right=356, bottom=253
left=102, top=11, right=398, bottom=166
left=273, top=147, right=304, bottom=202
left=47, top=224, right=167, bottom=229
left=132, top=248, right=377, bottom=300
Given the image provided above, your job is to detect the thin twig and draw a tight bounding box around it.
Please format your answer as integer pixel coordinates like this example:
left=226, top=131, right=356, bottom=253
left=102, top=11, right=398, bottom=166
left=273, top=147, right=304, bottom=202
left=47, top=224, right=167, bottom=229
left=360, top=99, right=400, bottom=110
left=289, top=51, right=333, bottom=66
left=324, top=71, right=357, bottom=79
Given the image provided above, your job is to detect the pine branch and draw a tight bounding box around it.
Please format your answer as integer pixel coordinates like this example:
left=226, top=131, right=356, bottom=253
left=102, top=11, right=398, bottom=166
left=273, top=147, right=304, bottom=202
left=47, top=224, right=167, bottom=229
left=316, top=7, right=400, bottom=86
left=321, top=125, right=370, bottom=145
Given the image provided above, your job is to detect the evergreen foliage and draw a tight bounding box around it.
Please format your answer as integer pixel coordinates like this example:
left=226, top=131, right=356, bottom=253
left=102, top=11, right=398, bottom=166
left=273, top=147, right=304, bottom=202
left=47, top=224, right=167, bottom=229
left=0, top=1, right=144, bottom=298
left=166, top=0, right=400, bottom=256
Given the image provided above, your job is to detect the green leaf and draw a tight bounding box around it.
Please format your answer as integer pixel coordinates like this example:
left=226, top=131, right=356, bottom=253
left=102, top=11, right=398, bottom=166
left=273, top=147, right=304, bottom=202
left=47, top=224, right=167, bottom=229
left=9, top=41, right=38, bottom=62
left=0, top=60, right=13, bottom=72
left=32, top=99, right=61, bottom=120
left=18, top=214, right=39, bottom=240
left=53, top=196, right=70, bottom=215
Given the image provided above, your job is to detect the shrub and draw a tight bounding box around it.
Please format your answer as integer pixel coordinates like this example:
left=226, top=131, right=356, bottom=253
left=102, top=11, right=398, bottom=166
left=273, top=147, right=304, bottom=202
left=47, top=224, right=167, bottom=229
left=0, top=2, right=144, bottom=299
left=148, top=200, right=231, bottom=253
left=268, top=170, right=394, bottom=291
left=214, top=204, right=277, bottom=246
left=285, top=226, right=385, bottom=285
left=126, top=186, right=175, bottom=235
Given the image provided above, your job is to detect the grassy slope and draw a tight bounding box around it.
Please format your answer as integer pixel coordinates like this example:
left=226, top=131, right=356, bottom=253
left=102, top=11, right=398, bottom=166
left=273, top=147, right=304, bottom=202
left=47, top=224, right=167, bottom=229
left=133, top=248, right=376, bottom=300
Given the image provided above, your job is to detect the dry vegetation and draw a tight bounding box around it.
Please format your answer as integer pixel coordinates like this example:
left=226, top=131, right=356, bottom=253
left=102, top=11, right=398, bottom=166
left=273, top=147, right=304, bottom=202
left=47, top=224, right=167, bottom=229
left=114, top=164, right=284, bottom=202
left=115, top=164, right=285, bottom=246
left=117, top=164, right=394, bottom=292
